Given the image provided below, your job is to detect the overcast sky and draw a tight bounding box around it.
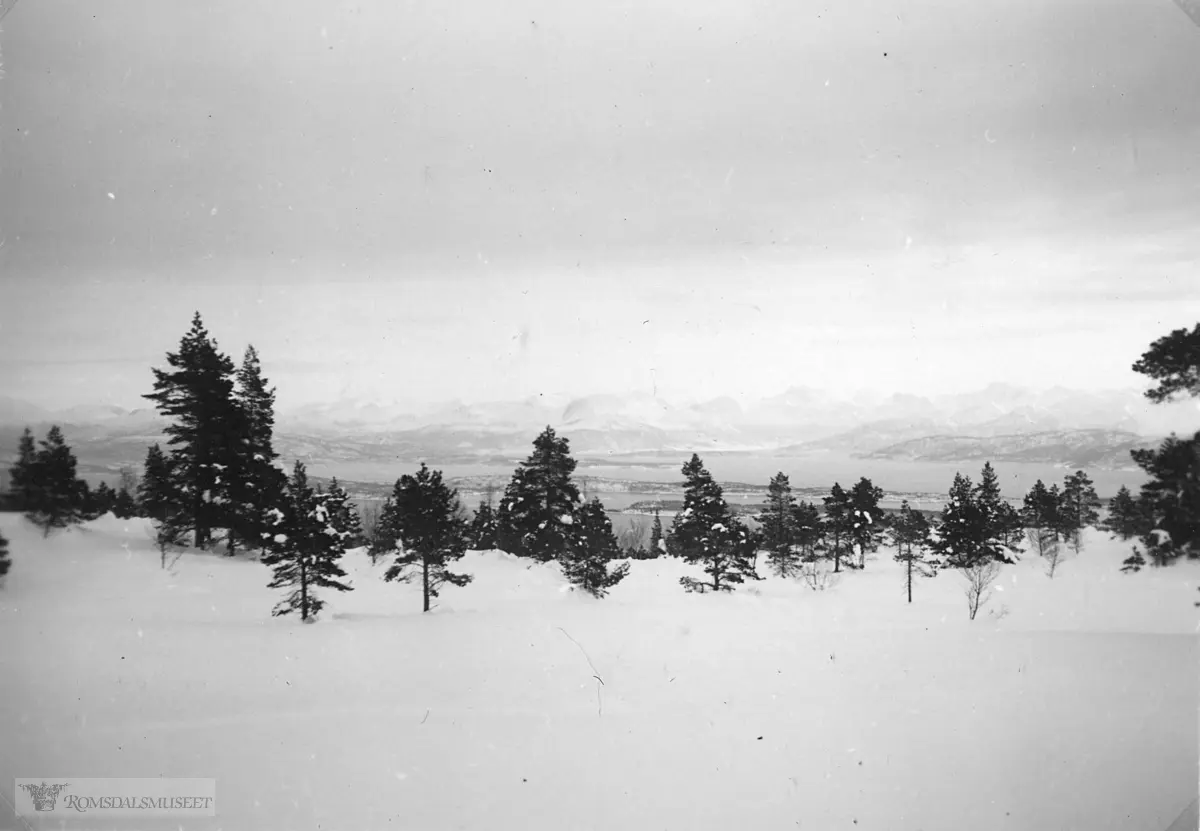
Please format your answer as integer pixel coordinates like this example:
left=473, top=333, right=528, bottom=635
left=1, top=0, right=1198, bottom=412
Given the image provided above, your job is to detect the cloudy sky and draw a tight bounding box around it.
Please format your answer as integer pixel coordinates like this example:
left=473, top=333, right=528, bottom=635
left=1, top=0, right=1198, bottom=412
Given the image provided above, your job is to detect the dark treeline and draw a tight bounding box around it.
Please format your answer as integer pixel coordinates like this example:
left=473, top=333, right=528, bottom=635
left=2, top=316, right=1196, bottom=615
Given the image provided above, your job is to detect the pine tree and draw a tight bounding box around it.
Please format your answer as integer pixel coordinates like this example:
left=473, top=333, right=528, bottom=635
left=144, top=313, right=242, bottom=548
left=1130, top=434, right=1200, bottom=567
left=0, top=529, right=10, bottom=583
left=26, top=426, right=86, bottom=536
left=139, top=444, right=190, bottom=567
left=975, top=462, right=1022, bottom=547
left=561, top=498, right=630, bottom=597
left=494, top=427, right=583, bottom=562
left=91, top=482, right=116, bottom=518
left=669, top=454, right=756, bottom=592
left=762, top=472, right=799, bottom=577
left=1060, top=470, right=1102, bottom=553
left=323, top=477, right=364, bottom=548
left=791, top=501, right=823, bottom=562
left=888, top=501, right=937, bottom=603
left=1128, top=324, right=1200, bottom=576
left=261, top=462, right=354, bottom=621
left=932, top=472, right=1016, bottom=619
left=1101, top=486, right=1147, bottom=540
left=112, top=486, right=138, bottom=519
left=381, top=463, right=472, bottom=612
left=822, top=483, right=852, bottom=573
left=368, top=497, right=400, bottom=564
left=7, top=427, right=37, bottom=511
left=847, top=477, right=886, bottom=569
left=649, top=509, right=665, bottom=557
left=228, top=345, right=284, bottom=554
left=468, top=500, right=499, bottom=550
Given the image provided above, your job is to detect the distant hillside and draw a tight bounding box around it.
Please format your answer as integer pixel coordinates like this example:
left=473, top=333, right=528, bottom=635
left=863, top=430, right=1160, bottom=469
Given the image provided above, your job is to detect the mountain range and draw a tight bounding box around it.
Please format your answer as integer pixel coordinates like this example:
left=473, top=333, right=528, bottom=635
left=0, top=385, right=1194, bottom=479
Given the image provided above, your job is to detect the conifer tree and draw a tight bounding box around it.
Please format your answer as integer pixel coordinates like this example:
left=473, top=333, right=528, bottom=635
left=7, top=427, right=37, bottom=511
left=322, top=477, right=364, bottom=548
left=932, top=472, right=1016, bottom=619
left=669, top=454, right=756, bottom=592
left=468, top=500, right=500, bottom=550
left=762, top=472, right=799, bottom=577
left=228, top=345, right=284, bottom=554
left=0, top=529, right=9, bottom=583
left=561, top=497, right=630, bottom=597
left=1101, top=486, right=1146, bottom=541
left=381, top=463, right=472, bottom=612
left=26, top=426, right=86, bottom=536
left=791, top=501, right=823, bottom=562
left=649, top=509, right=665, bottom=557
left=144, top=313, right=242, bottom=548
left=974, top=462, right=1023, bottom=547
left=888, top=501, right=937, bottom=603
left=89, top=482, right=116, bottom=519
left=847, top=477, right=886, bottom=569
left=368, top=496, right=399, bottom=564
left=139, top=444, right=190, bottom=567
left=261, top=462, right=354, bottom=621
left=112, top=486, right=138, bottom=519
left=1130, top=434, right=1200, bottom=567
left=1060, top=470, right=1101, bottom=553
left=494, top=427, right=583, bottom=561
left=821, top=483, right=852, bottom=573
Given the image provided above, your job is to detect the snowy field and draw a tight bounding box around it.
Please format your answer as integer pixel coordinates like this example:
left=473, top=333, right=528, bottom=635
left=1, top=513, right=1196, bottom=831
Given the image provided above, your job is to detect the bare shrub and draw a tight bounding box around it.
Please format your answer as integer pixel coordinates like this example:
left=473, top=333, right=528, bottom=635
left=962, top=560, right=1002, bottom=620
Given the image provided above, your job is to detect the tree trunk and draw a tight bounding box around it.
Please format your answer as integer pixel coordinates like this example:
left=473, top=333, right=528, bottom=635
left=906, top=553, right=913, bottom=603
left=300, top=559, right=309, bottom=621
left=422, top=556, right=431, bottom=613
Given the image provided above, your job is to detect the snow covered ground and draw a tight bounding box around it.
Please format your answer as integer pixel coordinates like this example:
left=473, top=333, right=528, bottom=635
left=1, top=513, right=1196, bottom=830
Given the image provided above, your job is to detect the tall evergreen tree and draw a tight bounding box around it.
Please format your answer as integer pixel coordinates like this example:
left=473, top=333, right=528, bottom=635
left=112, top=486, right=138, bottom=519
left=144, top=313, right=242, bottom=548
left=1101, top=486, right=1147, bottom=541
left=561, top=498, right=630, bottom=597
left=762, top=472, right=799, bottom=577
left=7, top=428, right=37, bottom=511
left=668, top=454, right=756, bottom=592
left=228, top=345, right=284, bottom=554
left=1129, top=323, right=1200, bottom=574
left=26, top=426, right=86, bottom=536
left=381, top=463, right=473, bottom=612
left=322, top=477, right=364, bottom=548
left=791, top=501, right=824, bottom=562
left=468, top=500, right=500, bottom=550
left=1060, top=470, right=1102, bottom=553
left=91, top=481, right=116, bottom=519
left=933, top=472, right=1016, bottom=619
left=368, top=496, right=400, bottom=564
left=140, top=444, right=190, bottom=567
left=822, top=483, right=852, bottom=573
left=974, top=462, right=1023, bottom=547
left=888, top=501, right=937, bottom=603
left=649, top=509, right=665, bottom=557
left=261, top=462, right=354, bottom=621
left=847, top=477, right=886, bottom=569
left=494, top=427, right=583, bottom=561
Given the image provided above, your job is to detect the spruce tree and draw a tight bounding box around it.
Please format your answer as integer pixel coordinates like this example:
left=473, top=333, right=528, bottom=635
left=1060, top=470, right=1101, bottom=553
left=468, top=500, right=500, bottom=550
left=1101, top=486, right=1146, bottom=540
left=381, top=463, right=472, bottom=612
left=140, top=444, right=190, bottom=567
left=494, top=427, right=583, bottom=562
left=112, top=486, right=138, bottom=519
left=649, top=509, right=664, bottom=557
left=762, top=472, right=799, bottom=577
left=975, top=462, right=1023, bottom=547
left=228, top=345, right=284, bottom=554
left=261, top=462, right=354, bottom=621
left=27, top=426, right=85, bottom=536
left=561, top=497, right=630, bottom=597
left=822, top=483, right=852, bottom=573
left=791, top=501, right=823, bottom=562
left=368, top=497, right=400, bottom=564
left=144, top=313, right=242, bottom=548
left=323, top=477, right=364, bottom=548
left=668, top=454, right=756, bottom=592
left=932, top=472, right=1015, bottom=619
left=888, top=501, right=937, bottom=603
left=8, top=427, right=37, bottom=511
left=847, top=477, right=886, bottom=569
left=0, top=529, right=9, bottom=583
left=91, top=482, right=116, bottom=518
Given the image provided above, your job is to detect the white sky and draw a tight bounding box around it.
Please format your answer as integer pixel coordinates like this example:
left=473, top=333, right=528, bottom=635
left=1, top=0, right=1198, bottom=410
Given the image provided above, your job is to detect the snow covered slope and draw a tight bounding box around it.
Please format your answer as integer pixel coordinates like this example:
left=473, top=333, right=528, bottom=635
left=0, top=514, right=1196, bottom=830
